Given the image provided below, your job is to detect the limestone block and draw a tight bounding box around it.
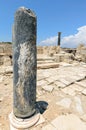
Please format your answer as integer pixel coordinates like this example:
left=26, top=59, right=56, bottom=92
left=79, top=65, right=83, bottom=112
left=42, top=85, right=54, bottom=92
left=42, top=124, right=57, bottom=130
left=3, top=56, right=11, bottom=66
left=56, top=98, right=72, bottom=109
left=74, top=96, right=84, bottom=115
left=51, top=114, right=86, bottom=130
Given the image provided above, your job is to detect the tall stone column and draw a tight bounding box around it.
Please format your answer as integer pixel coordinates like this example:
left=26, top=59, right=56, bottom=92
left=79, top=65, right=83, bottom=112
left=57, top=32, right=61, bottom=46
left=9, top=7, right=40, bottom=130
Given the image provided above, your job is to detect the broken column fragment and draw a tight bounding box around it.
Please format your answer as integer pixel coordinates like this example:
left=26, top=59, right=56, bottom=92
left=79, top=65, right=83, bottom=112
left=9, top=7, right=40, bottom=130
left=13, top=7, right=37, bottom=119
left=57, top=32, right=61, bottom=46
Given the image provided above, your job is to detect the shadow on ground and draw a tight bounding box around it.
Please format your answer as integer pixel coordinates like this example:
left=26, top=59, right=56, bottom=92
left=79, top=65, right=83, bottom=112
left=36, top=101, right=48, bottom=114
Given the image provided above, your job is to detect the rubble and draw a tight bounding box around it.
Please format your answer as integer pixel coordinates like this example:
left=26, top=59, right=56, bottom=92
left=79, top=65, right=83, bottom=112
left=75, top=44, right=86, bottom=62
left=0, top=44, right=86, bottom=67
left=0, top=43, right=12, bottom=66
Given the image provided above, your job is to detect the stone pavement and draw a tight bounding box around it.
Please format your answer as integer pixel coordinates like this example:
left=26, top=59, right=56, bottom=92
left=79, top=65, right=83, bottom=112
left=35, top=61, right=86, bottom=130
left=0, top=61, right=86, bottom=129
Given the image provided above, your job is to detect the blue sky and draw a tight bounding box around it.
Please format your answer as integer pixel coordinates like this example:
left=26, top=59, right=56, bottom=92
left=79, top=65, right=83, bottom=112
left=0, top=0, right=86, bottom=47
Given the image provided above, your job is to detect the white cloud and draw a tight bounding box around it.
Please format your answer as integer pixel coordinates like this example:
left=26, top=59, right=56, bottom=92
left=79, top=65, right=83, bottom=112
left=39, top=25, right=86, bottom=48
left=38, top=36, right=58, bottom=46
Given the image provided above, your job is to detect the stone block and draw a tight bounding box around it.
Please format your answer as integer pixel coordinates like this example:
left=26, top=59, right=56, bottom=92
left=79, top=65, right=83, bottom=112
left=51, top=114, right=86, bottom=130
left=74, top=96, right=84, bottom=115
left=42, top=85, right=54, bottom=92
left=56, top=98, right=72, bottom=109
left=75, top=80, right=86, bottom=88
left=54, top=81, right=66, bottom=88
left=62, top=87, right=76, bottom=96
left=42, top=124, right=57, bottom=130
left=37, top=63, right=59, bottom=69
left=82, top=89, right=86, bottom=95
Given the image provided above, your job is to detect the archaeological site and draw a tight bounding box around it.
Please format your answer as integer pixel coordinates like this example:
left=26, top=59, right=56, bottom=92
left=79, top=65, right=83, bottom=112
left=0, top=7, right=86, bottom=130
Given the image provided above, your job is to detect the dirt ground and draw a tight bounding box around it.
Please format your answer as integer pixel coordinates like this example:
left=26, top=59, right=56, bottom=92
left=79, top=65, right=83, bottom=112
left=0, top=73, right=13, bottom=130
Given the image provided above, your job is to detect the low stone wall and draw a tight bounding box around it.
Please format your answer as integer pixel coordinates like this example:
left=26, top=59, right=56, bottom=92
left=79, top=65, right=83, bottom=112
left=0, top=43, right=12, bottom=54
left=37, top=46, right=61, bottom=55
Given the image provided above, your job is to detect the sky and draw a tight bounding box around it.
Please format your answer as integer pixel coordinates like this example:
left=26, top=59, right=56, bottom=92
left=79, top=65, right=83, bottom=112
left=0, top=0, right=86, bottom=48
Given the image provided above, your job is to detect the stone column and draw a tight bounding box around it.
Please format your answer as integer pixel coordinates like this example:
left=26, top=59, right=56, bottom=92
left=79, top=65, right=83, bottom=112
left=9, top=7, right=40, bottom=130
left=57, top=32, right=61, bottom=46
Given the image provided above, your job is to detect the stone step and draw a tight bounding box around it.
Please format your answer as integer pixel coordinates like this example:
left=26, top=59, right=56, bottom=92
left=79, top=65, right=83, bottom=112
left=37, top=60, right=54, bottom=64
left=37, top=56, right=54, bottom=61
left=37, top=63, right=59, bottom=69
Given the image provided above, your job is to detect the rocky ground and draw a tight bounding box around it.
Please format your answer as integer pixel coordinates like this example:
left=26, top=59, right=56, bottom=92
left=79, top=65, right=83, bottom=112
left=0, top=56, right=86, bottom=130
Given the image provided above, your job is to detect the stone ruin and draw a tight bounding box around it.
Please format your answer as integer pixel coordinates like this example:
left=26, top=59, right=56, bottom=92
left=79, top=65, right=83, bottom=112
left=0, top=43, right=86, bottom=66
left=9, top=7, right=40, bottom=130
left=0, top=6, right=86, bottom=130
left=0, top=43, right=12, bottom=66
left=75, top=44, right=86, bottom=62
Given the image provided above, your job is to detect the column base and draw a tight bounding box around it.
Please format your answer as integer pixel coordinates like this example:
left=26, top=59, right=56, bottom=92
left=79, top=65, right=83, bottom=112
left=9, top=111, right=40, bottom=130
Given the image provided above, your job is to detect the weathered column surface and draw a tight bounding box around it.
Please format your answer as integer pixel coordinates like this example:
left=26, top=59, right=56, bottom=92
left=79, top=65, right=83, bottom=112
left=57, top=32, right=61, bottom=46
left=13, top=7, right=37, bottom=118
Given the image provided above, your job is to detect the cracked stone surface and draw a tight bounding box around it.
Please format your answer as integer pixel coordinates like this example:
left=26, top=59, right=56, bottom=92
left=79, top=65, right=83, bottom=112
left=51, top=114, right=86, bottom=130
left=0, top=59, right=86, bottom=129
